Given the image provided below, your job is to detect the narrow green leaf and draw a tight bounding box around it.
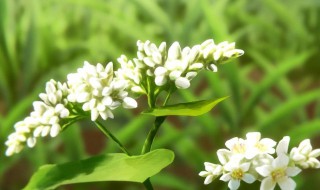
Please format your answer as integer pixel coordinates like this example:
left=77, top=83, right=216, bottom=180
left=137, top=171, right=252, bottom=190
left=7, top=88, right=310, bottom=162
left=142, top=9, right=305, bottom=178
left=259, top=89, right=320, bottom=131
left=288, top=120, right=320, bottom=145
left=241, top=51, right=312, bottom=119
left=24, top=149, right=174, bottom=190
left=143, top=96, right=228, bottom=117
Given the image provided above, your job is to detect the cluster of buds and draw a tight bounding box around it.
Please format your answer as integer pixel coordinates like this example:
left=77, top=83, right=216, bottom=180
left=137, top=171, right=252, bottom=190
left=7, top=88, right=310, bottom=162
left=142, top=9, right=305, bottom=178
left=67, top=61, right=137, bottom=121
left=116, top=39, right=243, bottom=91
left=199, top=132, right=320, bottom=190
left=5, top=80, right=70, bottom=156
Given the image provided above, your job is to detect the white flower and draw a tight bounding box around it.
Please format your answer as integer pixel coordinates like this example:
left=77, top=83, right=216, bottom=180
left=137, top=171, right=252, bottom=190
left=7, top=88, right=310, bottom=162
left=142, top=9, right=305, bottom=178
left=199, top=162, right=223, bottom=185
left=290, top=139, right=320, bottom=169
left=225, top=137, right=248, bottom=158
left=220, top=159, right=256, bottom=190
left=67, top=61, right=137, bottom=121
left=246, top=132, right=276, bottom=159
left=256, top=154, right=301, bottom=190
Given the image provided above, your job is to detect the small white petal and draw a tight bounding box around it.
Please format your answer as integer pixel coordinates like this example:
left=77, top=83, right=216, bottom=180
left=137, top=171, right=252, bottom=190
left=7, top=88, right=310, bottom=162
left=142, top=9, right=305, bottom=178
left=155, top=76, right=167, bottom=86
left=220, top=173, right=231, bottom=182
left=286, top=167, right=301, bottom=177
left=168, top=42, right=181, bottom=60
left=228, top=179, right=240, bottom=190
left=278, top=177, right=296, bottom=190
left=41, top=126, right=50, bottom=137
left=143, top=57, right=156, bottom=67
left=154, top=67, right=167, bottom=76
left=91, top=109, right=99, bottom=121
left=208, top=64, right=218, bottom=72
left=60, top=108, right=70, bottom=118
left=260, top=177, right=276, bottom=190
left=169, top=70, right=182, bottom=80
left=274, top=154, right=289, bottom=168
left=122, top=97, right=138, bottom=109
left=276, top=136, right=290, bottom=155
left=204, top=175, right=213, bottom=185
left=50, top=124, right=61, bottom=137
left=27, top=137, right=36, bottom=148
left=256, top=165, right=272, bottom=177
left=199, top=171, right=209, bottom=177
left=175, top=77, right=190, bottom=89
left=243, top=174, right=255, bottom=184
left=309, top=149, right=320, bottom=157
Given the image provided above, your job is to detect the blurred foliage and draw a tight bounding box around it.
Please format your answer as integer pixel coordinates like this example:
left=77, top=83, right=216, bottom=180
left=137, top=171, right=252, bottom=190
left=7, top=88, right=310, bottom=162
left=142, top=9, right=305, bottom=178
left=1, top=0, right=320, bottom=189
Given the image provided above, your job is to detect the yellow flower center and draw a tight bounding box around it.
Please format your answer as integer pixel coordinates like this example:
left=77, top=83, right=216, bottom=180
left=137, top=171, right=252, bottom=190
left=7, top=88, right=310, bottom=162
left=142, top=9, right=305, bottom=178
left=232, top=143, right=246, bottom=154
left=271, top=168, right=285, bottom=181
left=231, top=168, right=244, bottom=180
left=255, top=142, right=267, bottom=152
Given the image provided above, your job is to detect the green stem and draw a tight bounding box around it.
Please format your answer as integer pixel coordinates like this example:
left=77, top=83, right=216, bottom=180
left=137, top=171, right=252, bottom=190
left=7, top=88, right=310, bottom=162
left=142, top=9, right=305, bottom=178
left=143, top=179, right=154, bottom=190
left=141, top=116, right=166, bottom=154
left=94, top=121, right=131, bottom=156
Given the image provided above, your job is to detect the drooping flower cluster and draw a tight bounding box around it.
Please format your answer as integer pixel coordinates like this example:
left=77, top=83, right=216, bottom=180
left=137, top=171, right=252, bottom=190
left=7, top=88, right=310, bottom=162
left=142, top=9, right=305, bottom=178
left=5, top=80, right=70, bottom=156
left=5, top=61, right=138, bottom=156
left=199, top=132, right=320, bottom=190
left=116, top=39, right=244, bottom=92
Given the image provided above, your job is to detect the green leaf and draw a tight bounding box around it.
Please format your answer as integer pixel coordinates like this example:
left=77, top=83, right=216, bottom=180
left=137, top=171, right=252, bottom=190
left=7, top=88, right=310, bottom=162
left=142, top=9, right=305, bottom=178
left=143, top=96, right=228, bottom=116
left=24, top=149, right=174, bottom=190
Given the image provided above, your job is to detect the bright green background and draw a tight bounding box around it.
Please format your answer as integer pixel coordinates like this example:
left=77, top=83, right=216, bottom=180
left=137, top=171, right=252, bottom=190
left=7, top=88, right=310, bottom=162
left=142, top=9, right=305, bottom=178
left=1, top=0, right=320, bottom=189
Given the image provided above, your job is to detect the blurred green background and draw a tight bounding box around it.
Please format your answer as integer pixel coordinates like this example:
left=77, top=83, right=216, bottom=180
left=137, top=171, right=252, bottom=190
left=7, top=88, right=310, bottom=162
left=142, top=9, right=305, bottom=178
left=1, top=0, right=320, bottom=189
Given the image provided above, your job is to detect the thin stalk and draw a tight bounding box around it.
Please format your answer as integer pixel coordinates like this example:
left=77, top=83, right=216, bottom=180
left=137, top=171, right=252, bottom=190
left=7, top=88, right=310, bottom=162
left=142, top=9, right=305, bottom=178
left=94, top=121, right=131, bottom=156
left=143, top=179, right=154, bottom=190
left=141, top=116, right=166, bottom=154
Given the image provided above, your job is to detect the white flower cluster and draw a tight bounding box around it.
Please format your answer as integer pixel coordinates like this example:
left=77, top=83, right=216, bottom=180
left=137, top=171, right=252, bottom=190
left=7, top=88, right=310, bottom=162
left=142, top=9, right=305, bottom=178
left=199, top=132, right=320, bottom=190
left=5, top=61, right=139, bottom=156
left=5, top=80, right=70, bottom=156
left=116, top=39, right=244, bottom=91
left=67, top=61, right=137, bottom=121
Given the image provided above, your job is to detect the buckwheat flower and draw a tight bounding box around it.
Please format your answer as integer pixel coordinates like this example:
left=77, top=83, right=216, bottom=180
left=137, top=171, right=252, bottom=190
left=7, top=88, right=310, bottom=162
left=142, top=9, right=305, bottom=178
left=256, top=154, right=301, bottom=190
left=290, top=139, right=320, bottom=169
left=199, top=162, right=223, bottom=185
left=220, top=158, right=256, bottom=190
left=225, top=137, right=248, bottom=158
left=67, top=61, right=137, bottom=121
left=246, top=132, right=276, bottom=159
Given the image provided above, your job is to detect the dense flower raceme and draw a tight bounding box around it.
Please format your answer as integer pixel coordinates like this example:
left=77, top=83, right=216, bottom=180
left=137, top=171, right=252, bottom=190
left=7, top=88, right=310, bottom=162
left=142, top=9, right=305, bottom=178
left=5, top=80, right=70, bottom=156
left=115, top=39, right=244, bottom=92
left=5, top=61, right=138, bottom=156
left=199, top=132, right=320, bottom=190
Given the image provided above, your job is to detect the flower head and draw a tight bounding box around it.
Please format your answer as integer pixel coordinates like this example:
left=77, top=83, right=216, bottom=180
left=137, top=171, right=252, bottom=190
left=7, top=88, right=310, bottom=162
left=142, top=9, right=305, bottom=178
left=199, top=162, right=223, bottom=185
left=5, top=80, right=70, bottom=156
left=256, top=154, right=301, bottom=190
left=246, top=132, right=276, bottom=159
left=220, top=159, right=256, bottom=190
left=67, top=61, right=137, bottom=121
left=290, top=139, right=320, bottom=169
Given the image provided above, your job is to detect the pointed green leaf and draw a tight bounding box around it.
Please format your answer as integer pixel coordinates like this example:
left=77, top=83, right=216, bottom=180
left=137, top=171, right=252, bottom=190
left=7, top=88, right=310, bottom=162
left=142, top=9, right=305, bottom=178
left=24, top=149, right=174, bottom=190
left=143, top=96, right=228, bottom=116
